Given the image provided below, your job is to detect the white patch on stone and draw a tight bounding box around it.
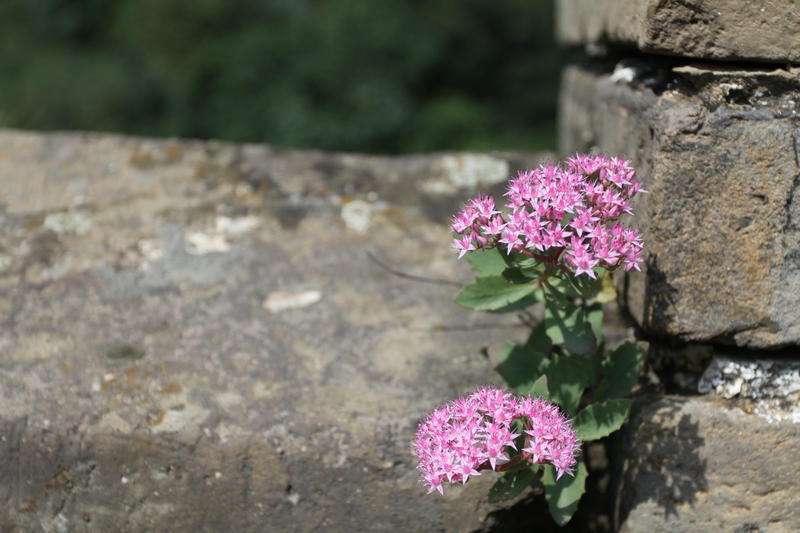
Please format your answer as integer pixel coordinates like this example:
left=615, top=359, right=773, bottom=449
left=137, top=238, right=164, bottom=270
left=99, top=412, right=132, bottom=433
left=183, top=215, right=260, bottom=255
left=699, top=356, right=800, bottom=424
left=719, top=82, right=744, bottom=94
left=341, top=200, right=372, bottom=234
left=121, top=476, right=129, bottom=484
left=752, top=399, right=800, bottom=424
left=610, top=64, right=637, bottom=84
left=149, top=405, right=210, bottom=434
left=39, top=512, right=69, bottom=533
left=698, top=357, right=800, bottom=399
left=263, top=290, right=322, bottom=313
left=215, top=215, right=261, bottom=236
left=43, top=211, right=91, bottom=235
left=287, top=492, right=300, bottom=506
left=138, top=238, right=164, bottom=260
left=216, top=391, right=243, bottom=409
left=185, top=232, right=230, bottom=254
left=439, top=154, right=509, bottom=190
left=419, top=179, right=456, bottom=195
left=214, top=422, right=246, bottom=444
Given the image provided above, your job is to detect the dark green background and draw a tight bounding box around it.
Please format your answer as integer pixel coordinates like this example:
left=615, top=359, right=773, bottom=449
left=0, top=0, right=574, bottom=153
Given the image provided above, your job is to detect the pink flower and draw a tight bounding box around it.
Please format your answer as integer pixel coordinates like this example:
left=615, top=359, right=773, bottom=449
left=413, top=387, right=580, bottom=495
left=451, top=154, right=645, bottom=278
left=470, top=194, right=499, bottom=220
left=484, top=215, right=506, bottom=237
left=452, top=234, right=476, bottom=259
left=451, top=207, right=478, bottom=234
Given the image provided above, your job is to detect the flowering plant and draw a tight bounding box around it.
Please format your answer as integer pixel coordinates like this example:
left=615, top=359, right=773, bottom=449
left=415, top=154, right=646, bottom=525
left=414, top=387, right=580, bottom=495
left=452, top=153, right=644, bottom=274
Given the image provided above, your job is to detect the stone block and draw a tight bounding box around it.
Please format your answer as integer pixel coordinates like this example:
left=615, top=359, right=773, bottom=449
left=559, top=62, right=800, bottom=349
left=556, top=0, right=800, bottom=63
left=0, top=130, right=551, bottom=532
left=613, top=392, right=800, bottom=532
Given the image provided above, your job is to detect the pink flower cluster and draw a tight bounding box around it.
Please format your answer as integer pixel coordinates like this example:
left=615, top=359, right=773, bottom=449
left=452, top=154, right=645, bottom=277
left=413, top=387, right=580, bottom=495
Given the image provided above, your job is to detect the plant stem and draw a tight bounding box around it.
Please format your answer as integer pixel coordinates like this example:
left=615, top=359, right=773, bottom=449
left=515, top=248, right=570, bottom=274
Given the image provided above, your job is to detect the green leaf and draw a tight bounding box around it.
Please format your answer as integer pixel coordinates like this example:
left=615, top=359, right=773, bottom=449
left=542, top=458, right=588, bottom=526
left=586, top=303, right=604, bottom=352
left=594, top=342, right=646, bottom=401
left=567, top=272, right=592, bottom=296
left=488, top=465, right=539, bottom=503
left=502, top=250, right=536, bottom=268
left=492, top=340, right=549, bottom=393
left=455, top=275, right=537, bottom=312
left=525, top=320, right=553, bottom=354
left=487, top=292, right=542, bottom=314
left=543, top=276, right=580, bottom=304
left=465, top=247, right=507, bottom=275
left=573, top=398, right=631, bottom=441
left=546, top=351, right=594, bottom=415
left=527, top=374, right=550, bottom=399
left=502, top=266, right=537, bottom=284
left=559, top=269, right=617, bottom=301
left=544, top=299, right=597, bottom=355
left=515, top=256, right=546, bottom=271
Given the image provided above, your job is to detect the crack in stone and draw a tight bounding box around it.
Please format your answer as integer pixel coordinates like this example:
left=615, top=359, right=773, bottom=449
left=784, top=131, right=800, bottom=232
left=783, top=130, right=800, bottom=232
left=793, top=130, right=800, bottom=170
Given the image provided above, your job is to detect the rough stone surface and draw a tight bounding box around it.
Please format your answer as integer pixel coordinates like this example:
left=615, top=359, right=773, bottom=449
left=699, top=356, right=800, bottom=400
left=612, top=393, right=800, bottom=533
left=556, top=0, right=800, bottom=63
left=559, top=62, right=800, bottom=349
left=698, top=355, right=800, bottom=425
left=0, top=130, right=553, bottom=532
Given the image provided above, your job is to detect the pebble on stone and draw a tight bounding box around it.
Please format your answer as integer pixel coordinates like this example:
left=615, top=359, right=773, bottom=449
left=263, top=290, right=323, bottom=313
left=184, top=232, right=230, bottom=255
left=340, top=199, right=372, bottom=234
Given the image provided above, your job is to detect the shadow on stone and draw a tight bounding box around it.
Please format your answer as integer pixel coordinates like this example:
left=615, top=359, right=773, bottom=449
left=612, top=397, right=708, bottom=529
left=642, top=254, right=679, bottom=337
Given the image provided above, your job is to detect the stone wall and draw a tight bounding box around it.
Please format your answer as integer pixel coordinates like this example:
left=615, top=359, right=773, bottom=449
left=557, top=0, right=800, bottom=63
left=3, top=4, right=800, bottom=531
left=560, top=62, right=800, bottom=349
left=557, top=0, right=800, bottom=530
left=0, top=130, right=552, bottom=532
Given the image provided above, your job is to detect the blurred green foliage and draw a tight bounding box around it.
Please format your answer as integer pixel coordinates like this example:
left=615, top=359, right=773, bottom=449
left=0, top=0, right=573, bottom=153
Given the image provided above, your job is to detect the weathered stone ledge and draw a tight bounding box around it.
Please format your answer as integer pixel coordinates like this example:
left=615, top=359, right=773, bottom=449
left=0, top=130, right=550, bottom=532
left=613, top=392, right=800, bottom=532
left=557, top=0, right=800, bottom=64
left=559, top=62, right=800, bottom=349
